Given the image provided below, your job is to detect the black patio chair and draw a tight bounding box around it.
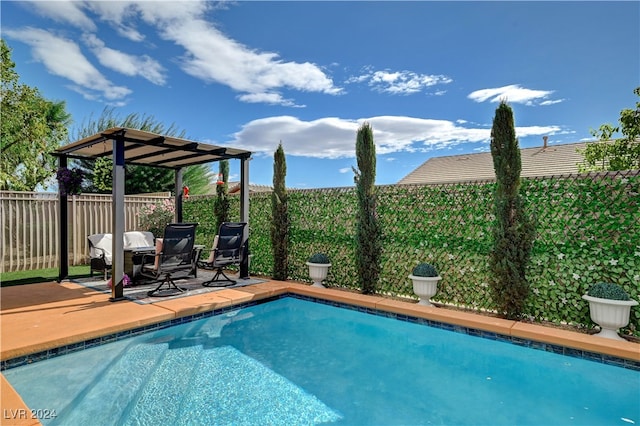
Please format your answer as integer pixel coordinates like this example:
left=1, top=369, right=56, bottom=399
left=199, top=222, right=247, bottom=287
left=140, top=223, right=198, bottom=297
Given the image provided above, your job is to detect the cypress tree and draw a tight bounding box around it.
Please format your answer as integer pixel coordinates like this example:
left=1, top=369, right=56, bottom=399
left=213, top=160, right=229, bottom=232
left=271, top=143, right=289, bottom=280
left=353, top=123, right=381, bottom=294
left=489, top=101, right=536, bottom=319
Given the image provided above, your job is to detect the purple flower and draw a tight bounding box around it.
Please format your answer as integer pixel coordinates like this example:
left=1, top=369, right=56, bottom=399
left=107, top=274, right=131, bottom=288
left=56, top=167, right=84, bottom=196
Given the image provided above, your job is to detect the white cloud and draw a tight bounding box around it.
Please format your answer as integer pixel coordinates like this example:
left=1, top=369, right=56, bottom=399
left=348, top=67, right=452, bottom=95
left=85, top=1, right=146, bottom=42
left=540, top=99, right=565, bottom=106
left=3, top=28, right=131, bottom=103
left=339, top=168, right=352, bottom=174
left=83, top=34, right=167, bottom=85
left=17, top=0, right=342, bottom=107
left=468, top=84, right=562, bottom=106
left=31, top=1, right=145, bottom=41
left=237, top=92, right=301, bottom=107
left=28, top=0, right=96, bottom=32
left=226, top=115, right=561, bottom=159
left=128, top=1, right=341, bottom=106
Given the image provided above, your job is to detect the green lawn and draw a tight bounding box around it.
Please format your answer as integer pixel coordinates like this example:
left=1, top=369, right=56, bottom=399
left=0, top=266, right=92, bottom=287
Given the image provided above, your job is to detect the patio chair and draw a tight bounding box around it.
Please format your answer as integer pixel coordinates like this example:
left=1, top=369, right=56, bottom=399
left=140, top=223, right=198, bottom=297
left=88, top=233, right=113, bottom=280
left=199, top=222, right=247, bottom=287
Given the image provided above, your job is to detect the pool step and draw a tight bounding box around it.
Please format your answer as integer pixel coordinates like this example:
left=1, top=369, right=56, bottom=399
left=51, top=342, right=168, bottom=425
left=121, top=345, right=203, bottom=425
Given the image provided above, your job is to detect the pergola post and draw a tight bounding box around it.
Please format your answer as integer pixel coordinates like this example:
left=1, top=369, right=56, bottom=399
left=239, top=156, right=250, bottom=279
left=110, top=133, right=126, bottom=301
left=57, top=156, right=69, bottom=282
left=175, top=167, right=183, bottom=223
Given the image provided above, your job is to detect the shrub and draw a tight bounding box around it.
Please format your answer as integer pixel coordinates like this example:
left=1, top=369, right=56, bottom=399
left=308, top=253, right=330, bottom=264
left=587, top=282, right=631, bottom=301
left=213, top=160, right=230, bottom=231
left=412, top=263, right=439, bottom=277
left=139, top=199, right=175, bottom=237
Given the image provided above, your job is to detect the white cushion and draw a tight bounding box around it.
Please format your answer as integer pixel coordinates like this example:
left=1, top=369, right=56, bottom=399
left=124, top=231, right=155, bottom=249
left=88, top=233, right=113, bottom=263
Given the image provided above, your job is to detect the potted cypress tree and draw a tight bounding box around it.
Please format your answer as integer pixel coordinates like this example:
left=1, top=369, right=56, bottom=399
left=306, top=253, right=331, bottom=288
left=409, top=263, right=441, bottom=306
left=582, top=282, right=638, bottom=340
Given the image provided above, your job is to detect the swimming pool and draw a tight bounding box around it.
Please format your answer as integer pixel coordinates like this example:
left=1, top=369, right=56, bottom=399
left=4, top=296, right=639, bottom=425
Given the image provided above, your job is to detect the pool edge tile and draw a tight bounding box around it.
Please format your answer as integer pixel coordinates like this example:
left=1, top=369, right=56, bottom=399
left=511, top=322, right=640, bottom=362
left=374, top=299, right=516, bottom=336
left=285, top=283, right=385, bottom=308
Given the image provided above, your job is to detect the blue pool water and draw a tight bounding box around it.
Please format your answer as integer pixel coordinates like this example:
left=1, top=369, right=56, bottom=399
left=4, top=297, right=640, bottom=425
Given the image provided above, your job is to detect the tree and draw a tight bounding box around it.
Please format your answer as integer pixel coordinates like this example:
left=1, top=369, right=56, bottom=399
left=92, top=157, right=113, bottom=192
left=353, top=122, right=382, bottom=294
left=1, top=39, right=71, bottom=191
left=489, top=101, right=536, bottom=320
left=271, top=143, right=289, bottom=281
left=72, top=107, right=211, bottom=194
left=213, top=160, right=230, bottom=231
left=579, top=87, right=640, bottom=172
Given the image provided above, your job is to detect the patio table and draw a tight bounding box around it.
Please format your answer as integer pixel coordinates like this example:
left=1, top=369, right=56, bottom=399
left=124, top=246, right=156, bottom=284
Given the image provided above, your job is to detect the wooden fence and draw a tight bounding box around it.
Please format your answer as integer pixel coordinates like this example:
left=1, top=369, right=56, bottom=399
left=0, top=191, right=170, bottom=273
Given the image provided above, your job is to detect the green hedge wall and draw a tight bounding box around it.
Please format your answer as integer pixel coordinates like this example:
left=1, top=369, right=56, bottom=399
left=185, top=170, right=640, bottom=334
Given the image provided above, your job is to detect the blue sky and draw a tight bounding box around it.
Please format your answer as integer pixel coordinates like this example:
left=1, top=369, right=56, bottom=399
left=2, top=1, right=639, bottom=189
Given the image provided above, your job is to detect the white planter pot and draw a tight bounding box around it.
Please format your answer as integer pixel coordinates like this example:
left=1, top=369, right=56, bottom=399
left=409, top=274, right=442, bottom=306
left=306, top=262, right=331, bottom=288
left=582, top=294, right=638, bottom=340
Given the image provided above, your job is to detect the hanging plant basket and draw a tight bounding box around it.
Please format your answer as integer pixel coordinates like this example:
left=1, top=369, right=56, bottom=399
left=56, top=167, right=84, bottom=196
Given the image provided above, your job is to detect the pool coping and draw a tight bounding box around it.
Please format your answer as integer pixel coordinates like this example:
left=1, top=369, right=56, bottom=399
left=2, top=281, right=639, bottom=368
left=1, top=280, right=639, bottom=425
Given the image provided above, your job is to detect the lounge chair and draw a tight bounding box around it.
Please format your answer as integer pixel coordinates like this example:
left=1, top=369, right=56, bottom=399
left=140, top=223, right=198, bottom=297
left=199, top=222, right=247, bottom=287
left=88, top=233, right=113, bottom=279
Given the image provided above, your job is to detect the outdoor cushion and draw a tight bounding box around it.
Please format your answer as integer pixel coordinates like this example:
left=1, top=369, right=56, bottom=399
left=124, top=231, right=155, bottom=249
left=88, top=233, right=113, bottom=264
left=154, top=238, right=163, bottom=270
left=204, top=235, right=219, bottom=264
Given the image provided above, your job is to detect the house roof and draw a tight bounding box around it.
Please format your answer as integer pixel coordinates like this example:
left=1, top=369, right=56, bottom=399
left=398, top=141, right=590, bottom=185
left=53, top=127, right=251, bottom=169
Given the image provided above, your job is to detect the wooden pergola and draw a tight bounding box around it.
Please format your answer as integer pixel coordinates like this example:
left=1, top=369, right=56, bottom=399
left=52, top=127, right=252, bottom=301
